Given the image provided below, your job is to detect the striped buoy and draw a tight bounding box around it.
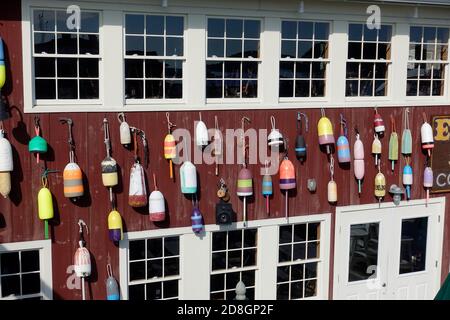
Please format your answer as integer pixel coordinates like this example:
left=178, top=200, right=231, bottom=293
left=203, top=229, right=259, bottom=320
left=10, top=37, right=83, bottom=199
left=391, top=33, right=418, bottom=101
left=74, top=247, right=91, bottom=278
left=149, top=174, right=165, bottom=222
left=108, top=210, right=123, bottom=242
left=0, top=37, right=5, bottom=90
left=101, top=157, right=118, bottom=187
left=180, top=160, right=197, bottom=194
left=318, top=109, right=334, bottom=154
left=262, top=161, right=272, bottom=215
left=106, top=264, right=120, bottom=300
left=372, top=134, right=382, bottom=166
left=63, top=162, right=83, bottom=198
left=295, top=112, right=308, bottom=162
left=403, top=164, right=413, bottom=200
left=191, top=206, right=204, bottom=234
left=354, top=132, right=365, bottom=194
left=336, top=114, right=350, bottom=163
left=0, top=130, right=13, bottom=198
left=374, top=109, right=385, bottom=135
left=128, top=162, right=147, bottom=207
left=389, top=115, right=399, bottom=171
left=279, top=158, right=296, bottom=190
left=268, top=116, right=284, bottom=147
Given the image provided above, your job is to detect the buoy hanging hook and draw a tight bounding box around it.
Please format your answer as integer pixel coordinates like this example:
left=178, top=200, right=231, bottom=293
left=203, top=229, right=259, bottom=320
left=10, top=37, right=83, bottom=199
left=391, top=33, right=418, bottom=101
left=340, top=114, right=347, bottom=137
left=166, top=112, right=176, bottom=133
left=103, top=118, right=111, bottom=158
left=77, top=219, right=88, bottom=247
left=241, top=117, right=251, bottom=166
left=59, top=118, right=75, bottom=163
left=297, top=112, right=308, bottom=134
left=117, top=112, right=126, bottom=124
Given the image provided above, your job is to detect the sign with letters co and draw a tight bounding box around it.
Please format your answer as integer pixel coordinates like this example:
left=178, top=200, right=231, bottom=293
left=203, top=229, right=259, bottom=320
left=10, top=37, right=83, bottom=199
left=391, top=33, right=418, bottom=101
left=431, top=116, right=450, bottom=193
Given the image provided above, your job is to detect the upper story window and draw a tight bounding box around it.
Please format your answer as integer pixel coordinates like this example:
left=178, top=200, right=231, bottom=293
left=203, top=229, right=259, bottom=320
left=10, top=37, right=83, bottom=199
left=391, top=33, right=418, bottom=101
left=206, top=18, right=261, bottom=99
left=279, top=21, right=329, bottom=99
left=407, top=26, right=449, bottom=97
left=124, top=14, right=184, bottom=101
left=346, top=24, right=392, bottom=97
left=32, top=9, right=100, bottom=101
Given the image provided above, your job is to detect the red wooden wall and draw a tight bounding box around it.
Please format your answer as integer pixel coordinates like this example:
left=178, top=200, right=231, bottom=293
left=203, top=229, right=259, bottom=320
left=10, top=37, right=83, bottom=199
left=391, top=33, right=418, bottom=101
left=0, top=0, right=448, bottom=299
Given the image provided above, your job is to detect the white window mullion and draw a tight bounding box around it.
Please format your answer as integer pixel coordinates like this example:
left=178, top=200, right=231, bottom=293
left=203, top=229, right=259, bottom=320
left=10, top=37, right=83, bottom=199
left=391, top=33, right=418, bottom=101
left=256, top=225, right=278, bottom=299
left=391, top=23, right=409, bottom=103
left=261, top=17, right=280, bottom=106
left=328, top=20, right=348, bottom=104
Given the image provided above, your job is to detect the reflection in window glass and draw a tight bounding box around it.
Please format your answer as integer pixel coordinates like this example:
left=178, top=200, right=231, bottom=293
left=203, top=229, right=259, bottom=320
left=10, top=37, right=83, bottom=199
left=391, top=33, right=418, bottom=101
left=348, top=223, right=379, bottom=282
left=400, top=218, right=428, bottom=274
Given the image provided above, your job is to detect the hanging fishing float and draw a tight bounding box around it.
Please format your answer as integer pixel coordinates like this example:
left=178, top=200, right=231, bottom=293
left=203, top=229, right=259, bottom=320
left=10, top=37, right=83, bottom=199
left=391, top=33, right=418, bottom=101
left=403, top=161, right=413, bottom=200
left=373, top=108, right=385, bottom=135
left=180, top=160, right=197, bottom=194
left=337, top=114, right=350, bottom=164
left=101, top=118, right=118, bottom=188
left=29, top=116, right=47, bottom=164
left=372, top=134, right=382, bottom=166
left=128, top=129, right=147, bottom=207
left=280, top=151, right=296, bottom=219
left=318, top=108, right=335, bottom=154
left=262, top=160, right=272, bottom=215
left=328, top=157, right=337, bottom=203
left=295, top=112, right=308, bottom=162
left=74, top=219, right=91, bottom=300
left=354, top=130, right=365, bottom=194
left=374, top=161, right=386, bottom=207
left=118, top=112, right=131, bottom=146
left=106, top=264, right=120, bottom=300
left=0, top=37, right=5, bottom=94
left=237, top=117, right=252, bottom=227
left=108, top=209, right=123, bottom=242
left=149, top=174, right=165, bottom=222
left=388, top=115, right=399, bottom=172
left=214, top=115, right=222, bottom=176
left=423, top=166, right=433, bottom=206
left=401, top=108, right=412, bottom=156
left=191, top=201, right=204, bottom=234
left=164, top=112, right=177, bottom=179
left=0, top=129, right=13, bottom=198
left=421, top=113, right=434, bottom=157
left=196, top=112, right=208, bottom=147
left=38, top=169, right=56, bottom=240
left=268, top=115, right=284, bottom=147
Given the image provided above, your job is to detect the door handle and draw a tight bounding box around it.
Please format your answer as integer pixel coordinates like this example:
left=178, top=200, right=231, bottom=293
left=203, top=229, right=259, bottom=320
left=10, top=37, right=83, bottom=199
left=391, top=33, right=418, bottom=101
left=382, top=283, right=386, bottom=287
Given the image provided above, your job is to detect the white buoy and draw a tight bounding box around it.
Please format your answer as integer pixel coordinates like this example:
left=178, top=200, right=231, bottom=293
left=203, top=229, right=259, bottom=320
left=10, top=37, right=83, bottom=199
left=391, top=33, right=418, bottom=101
left=118, top=113, right=131, bottom=145
left=195, top=112, right=209, bottom=147
left=0, top=130, right=13, bottom=198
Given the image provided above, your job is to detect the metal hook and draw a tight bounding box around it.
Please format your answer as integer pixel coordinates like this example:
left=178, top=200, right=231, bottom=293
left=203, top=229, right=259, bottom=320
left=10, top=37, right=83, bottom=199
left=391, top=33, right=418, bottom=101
left=117, top=112, right=126, bottom=124
left=340, top=114, right=348, bottom=137
left=297, top=112, right=309, bottom=133
left=270, top=116, right=276, bottom=130
left=166, top=112, right=176, bottom=133
left=78, top=219, right=88, bottom=235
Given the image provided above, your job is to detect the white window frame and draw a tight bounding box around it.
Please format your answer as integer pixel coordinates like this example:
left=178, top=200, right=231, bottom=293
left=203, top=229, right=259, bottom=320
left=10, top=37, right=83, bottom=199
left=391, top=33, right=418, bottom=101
left=0, top=239, right=53, bottom=300
left=119, top=214, right=331, bottom=300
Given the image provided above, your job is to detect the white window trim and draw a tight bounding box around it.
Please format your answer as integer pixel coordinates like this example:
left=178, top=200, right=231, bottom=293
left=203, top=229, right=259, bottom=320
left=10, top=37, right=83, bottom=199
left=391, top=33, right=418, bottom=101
left=22, top=0, right=450, bottom=112
left=0, top=239, right=53, bottom=300
left=119, top=213, right=331, bottom=300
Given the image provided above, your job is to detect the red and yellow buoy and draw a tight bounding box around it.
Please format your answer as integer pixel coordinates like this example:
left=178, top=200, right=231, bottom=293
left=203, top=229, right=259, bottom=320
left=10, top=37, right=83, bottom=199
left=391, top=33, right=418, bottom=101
left=164, top=112, right=176, bottom=179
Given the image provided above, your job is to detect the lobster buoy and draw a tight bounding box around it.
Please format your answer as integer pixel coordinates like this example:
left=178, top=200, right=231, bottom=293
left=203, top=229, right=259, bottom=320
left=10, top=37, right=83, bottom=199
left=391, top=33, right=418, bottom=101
left=106, top=264, right=120, bottom=300
left=101, top=157, right=118, bottom=187
left=375, top=171, right=386, bottom=202
left=128, top=163, right=147, bottom=207
left=149, top=174, right=165, bottom=222
left=180, top=160, right=197, bottom=194
left=268, top=116, right=284, bottom=147
left=214, top=115, right=222, bottom=175
left=354, top=132, right=365, bottom=194
left=389, top=115, right=399, bottom=171
left=279, top=158, right=296, bottom=190
left=118, top=113, right=131, bottom=146
left=421, top=113, right=434, bottom=157
left=374, top=110, right=385, bottom=135
left=295, top=112, right=308, bottom=162
left=401, top=108, right=412, bottom=156
left=196, top=112, right=209, bottom=147
left=191, top=206, right=204, bottom=234
left=403, top=164, right=413, bottom=200
left=29, top=132, right=47, bottom=164
left=262, top=171, right=272, bottom=215
left=38, top=186, right=54, bottom=239
left=424, top=166, right=433, bottom=206
left=0, top=37, right=5, bottom=90
left=74, top=246, right=91, bottom=278
left=237, top=167, right=252, bottom=226
left=164, top=133, right=176, bottom=178
left=0, top=130, right=13, bottom=198
left=0, top=172, right=10, bottom=198
left=337, top=114, right=350, bottom=163
left=327, top=180, right=337, bottom=203
left=108, top=210, right=123, bottom=242
left=318, top=110, right=335, bottom=154
left=372, top=134, right=382, bottom=166
left=63, top=162, right=84, bottom=198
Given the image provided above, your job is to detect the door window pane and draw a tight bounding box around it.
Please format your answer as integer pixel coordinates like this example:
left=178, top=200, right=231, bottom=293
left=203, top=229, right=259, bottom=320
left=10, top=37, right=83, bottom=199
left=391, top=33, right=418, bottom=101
left=399, top=217, right=428, bottom=274
left=348, top=223, right=379, bottom=282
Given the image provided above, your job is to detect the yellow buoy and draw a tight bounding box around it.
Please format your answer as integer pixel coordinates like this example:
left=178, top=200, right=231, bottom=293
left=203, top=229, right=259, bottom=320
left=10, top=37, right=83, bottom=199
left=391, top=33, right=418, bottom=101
left=108, top=210, right=123, bottom=242
left=0, top=172, right=10, bottom=198
left=375, top=172, right=386, bottom=198
left=38, top=187, right=54, bottom=220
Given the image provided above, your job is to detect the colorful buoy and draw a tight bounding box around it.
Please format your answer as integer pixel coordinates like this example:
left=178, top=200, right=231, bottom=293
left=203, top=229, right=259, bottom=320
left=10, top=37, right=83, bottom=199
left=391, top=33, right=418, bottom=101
left=38, top=173, right=54, bottom=240
left=421, top=113, right=434, bottom=157
left=374, top=108, right=385, bottom=135
left=354, top=131, right=365, bottom=194
left=29, top=116, right=47, bottom=163
left=372, top=134, right=382, bottom=167
left=101, top=118, right=118, bottom=188
left=164, top=112, right=177, bottom=179
left=388, top=115, right=399, bottom=172
left=403, top=163, right=413, bottom=200
left=74, top=219, right=91, bottom=300
left=295, top=112, right=308, bottom=162
left=262, top=161, right=272, bottom=215
left=149, top=174, right=166, bottom=222
left=108, top=209, right=123, bottom=242
left=128, top=130, right=147, bottom=207
left=0, top=130, right=13, bottom=198
left=118, top=113, right=131, bottom=146
left=318, top=109, right=335, bottom=154
left=268, top=116, right=284, bottom=147
left=280, top=157, right=296, bottom=219
left=337, top=114, right=350, bottom=163
left=191, top=205, right=204, bottom=234
left=424, top=166, right=433, bottom=206
left=375, top=168, right=386, bottom=206
left=180, top=160, right=197, bottom=194
left=106, top=264, right=120, bottom=300
left=214, top=115, right=222, bottom=175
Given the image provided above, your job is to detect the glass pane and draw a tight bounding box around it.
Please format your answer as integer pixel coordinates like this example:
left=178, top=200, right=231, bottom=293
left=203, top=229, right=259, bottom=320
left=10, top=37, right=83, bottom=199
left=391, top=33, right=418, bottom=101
left=378, top=25, right=392, bottom=42
left=79, top=34, right=99, bottom=55
left=281, top=40, right=296, bottom=58
left=281, top=21, right=297, bottom=40
left=312, top=63, right=326, bottom=78
left=296, top=62, right=310, bottom=78
left=34, top=33, right=55, bottom=54
left=304, top=279, right=317, bottom=297
left=147, top=259, right=163, bottom=279
left=437, top=45, right=448, bottom=61
left=35, top=79, right=56, bottom=99
left=125, top=59, right=144, bottom=78
left=126, top=14, right=144, bottom=34
left=314, top=41, right=328, bottom=58
left=228, top=230, right=243, bottom=249
left=279, top=80, right=293, bottom=97
left=57, top=80, right=77, bottom=99
left=164, top=257, right=179, bottom=276
left=211, top=273, right=225, bottom=292
left=279, top=225, right=292, bottom=244
left=315, top=23, right=329, bottom=40
left=437, top=28, right=449, bottom=44
left=208, top=39, right=224, bottom=57
left=406, top=80, right=418, bottom=96
left=305, top=262, right=318, bottom=279
left=346, top=62, right=359, bottom=79
left=79, top=80, right=99, bottom=99
left=165, top=80, right=182, bottom=98
left=226, top=19, right=243, bottom=38
left=400, top=217, right=428, bottom=274
left=242, top=270, right=255, bottom=287
left=378, top=43, right=389, bottom=60
left=227, top=250, right=242, bottom=269
left=129, top=239, right=145, bottom=261
left=242, top=62, right=257, bottom=79
left=79, top=59, right=99, bottom=78
left=294, top=224, right=306, bottom=242
left=129, top=284, right=145, bottom=300
left=243, top=248, right=256, bottom=267
left=163, top=280, right=179, bottom=299
left=363, top=43, right=377, bottom=59
left=56, top=11, right=71, bottom=32
left=126, top=36, right=144, bottom=55
left=211, top=292, right=224, bottom=300
left=407, top=63, right=419, bottom=79
left=212, top=232, right=227, bottom=251
left=409, top=44, right=421, bottom=60
left=147, top=36, right=164, bottom=56
left=212, top=252, right=226, bottom=270
left=298, top=22, right=313, bottom=39
left=277, top=283, right=289, bottom=300
left=57, top=58, right=77, bottom=77
left=420, top=63, right=432, bottom=79
left=293, top=243, right=306, bottom=260
left=243, top=40, right=259, bottom=58
left=349, top=24, right=363, bottom=41
left=21, top=251, right=40, bottom=273
left=206, top=80, right=222, bottom=98
left=422, top=43, right=436, bottom=61
left=57, top=33, right=77, bottom=54
left=348, top=223, right=379, bottom=282
left=311, top=80, right=325, bottom=97
left=130, top=261, right=145, bottom=281
left=291, top=281, right=304, bottom=299
left=419, top=80, right=431, bottom=96
left=360, top=80, right=373, bottom=96
left=34, top=10, right=55, bottom=32
left=424, top=27, right=436, bottom=43
left=145, top=80, right=163, bottom=99
left=279, top=244, right=292, bottom=262
left=206, top=61, right=223, bottom=78
left=364, top=26, right=377, bottom=41
left=164, top=237, right=179, bottom=256
left=308, top=223, right=320, bottom=241
left=244, top=20, right=260, bottom=39
left=0, top=252, right=20, bottom=274
left=226, top=39, right=242, bottom=58
left=22, top=273, right=41, bottom=295
left=147, top=238, right=163, bottom=258
left=80, top=12, right=99, bottom=33
left=295, top=80, right=309, bottom=97
left=244, top=229, right=257, bottom=247
left=410, top=26, right=422, bottom=43
left=166, top=37, right=183, bottom=56
left=1, top=275, right=20, bottom=297
left=277, top=265, right=290, bottom=282
left=280, top=62, right=294, bottom=78
left=374, top=80, right=387, bottom=97
left=298, top=41, right=312, bottom=58
left=242, top=80, right=257, bottom=98
left=224, top=61, right=240, bottom=78
left=433, top=80, right=443, bottom=96
left=348, top=42, right=362, bottom=59
left=34, top=58, right=55, bottom=77
left=360, top=63, right=374, bottom=79
left=208, top=18, right=225, bottom=37
left=291, top=263, right=304, bottom=281
left=225, top=272, right=240, bottom=290
left=346, top=80, right=358, bottom=96
left=146, top=15, right=164, bottom=35
left=146, top=282, right=162, bottom=300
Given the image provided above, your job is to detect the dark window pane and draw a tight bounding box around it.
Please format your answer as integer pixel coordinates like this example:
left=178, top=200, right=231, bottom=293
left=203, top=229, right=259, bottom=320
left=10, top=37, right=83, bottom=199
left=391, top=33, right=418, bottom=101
left=145, top=80, right=163, bottom=99
left=312, top=62, right=326, bottom=78
left=206, top=80, right=223, bottom=98
left=226, top=19, right=243, bottom=38
left=243, top=249, right=256, bottom=267
left=57, top=33, right=77, bottom=54
left=424, top=27, right=436, bottom=43
left=407, top=80, right=418, bottom=96
left=242, top=270, right=255, bottom=287
left=360, top=80, right=373, bottom=96
left=296, top=62, right=310, bottom=78
left=147, top=36, right=164, bottom=56
left=433, top=80, right=443, bottom=96
left=129, top=240, right=145, bottom=261
left=305, top=262, right=318, bottom=279
left=293, top=243, right=306, bottom=260
left=130, top=261, right=145, bottom=281
left=208, top=39, right=224, bottom=57
left=211, top=292, right=224, bottom=300
left=79, top=34, right=99, bottom=55
left=311, top=80, right=325, bottom=97
left=378, top=43, right=389, bottom=60
left=279, top=244, right=292, bottom=262
left=410, top=26, right=422, bottom=43
left=348, top=42, right=362, bottom=59
left=291, top=263, right=304, bottom=280
left=1, top=252, right=20, bottom=274
left=147, top=238, right=163, bottom=258
left=81, top=12, right=99, bottom=33
left=146, top=282, right=162, bottom=300
left=291, top=281, right=304, bottom=299
left=211, top=274, right=224, bottom=292
left=280, top=61, right=294, bottom=78
left=166, top=37, right=183, bottom=56
left=399, top=217, right=428, bottom=274
left=34, top=58, right=55, bottom=77
left=126, top=14, right=144, bottom=34
left=57, top=58, right=77, bottom=77
left=374, top=80, right=386, bottom=96
left=277, top=265, right=290, bottom=282
left=79, top=59, right=99, bottom=78
left=34, top=33, right=55, bottom=54
left=166, top=16, right=184, bottom=36
left=349, top=24, right=362, bottom=41
left=282, top=21, right=297, bottom=39
left=244, top=20, right=260, bottom=39
left=21, top=251, right=40, bottom=273
left=437, top=28, right=449, bottom=44
left=145, top=60, right=163, bottom=78
left=224, top=61, right=240, bottom=78
left=346, top=80, right=358, bottom=96
left=35, top=79, right=56, bottom=99
left=409, top=44, right=422, bottom=61
left=281, top=40, right=296, bottom=58
left=57, top=79, right=77, bottom=99
left=279, top=80, right=294, bottom=97
left=304, top=279, right=317, bottom=297
left=242, top=62, right=257, bottom=79
left=407, top=63, right=419, bottom=79
left=56, top=11, right=71, bottom=32
left=360, top=63, right=374, bottom=79
left=226, top=272, right=240, bottom=290
left=147, top=259, right=163, bottom=279
left=364, top=26, right=377, bottom=41
left=298, top=41, right=312, bottom=58
left=378, top=25, right=392, bottom=42
left=129, top=284, right=145, bottom=300
left=164, top=257, right=179, bottom=276
left=244, top=229, right=257, bottom=247
left=363, top=43, right=376, bottom=59
left=125, top=59, right=144, bottom=78
left=375, top=63, right=387, bottom=79
left=206, top=61, right=223, bottom=79
left=349, top=223, right=379, bottom=282
left=315, top=23, right=329, bottom=40
left=1, top=275, right=20, bottom=297
left=126, top=36, right=144, bottom=55
left=164, top=237, right=179, bottom=257
left=79, top=80, right=99, bottom=99
left=228, top=250, right=242, bottom=268
left=437, top=45, right=448, bottom=61
left=346, top=62, right=359, bottom=79
left=422, top=43, right=435, bottom=61
left=314, top=41, right=328, bottom=58
left=298, top=21, right=313, bottom=39
left=22, top=273, right=41, bottom=295
left=279, top=225, right=292, bottom=244
left=212, top=252, right=226, bottom=270
left=165, top=60, right=182, bottom=78
left=244, top=40, right=259, bottom=58
left=228, top=231, right=243, bottom=249
left=212, top=232, right=227, bottom=251
left=34, top=10, right=55, bottom=32
left=147, top=15, right=164, bottom=35
left=420, top=63, right=432, bottom=79
left=226, top=39, right=242, bottom=58
left=208, top=18, right=225, bottom=37
left=242, top=80, right=257, bottom=98
left=308, top=223, right=320, bottom=240
left=295, top=80, right=309, bottom=97
left=163, top=280, right=179, bottom=299
left=165, top=80, right=182, bottom=98
left=277, top=283, right=289, bottom=300
left=294, top=224, right=306, bottom=242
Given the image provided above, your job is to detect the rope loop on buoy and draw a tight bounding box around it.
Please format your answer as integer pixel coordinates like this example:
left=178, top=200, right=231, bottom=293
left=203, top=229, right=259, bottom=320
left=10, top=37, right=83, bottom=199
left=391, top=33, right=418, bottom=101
left=107, top=264, right=113, bottom=278
left=340, top=114, right=347, bottom=137
left=329, top=156, right=335, bottom=181
left=270, top=115, right=276, bottom=130
left=166, top=112, right=176, bottom=133
left=117, top=112, right=126, bottom=124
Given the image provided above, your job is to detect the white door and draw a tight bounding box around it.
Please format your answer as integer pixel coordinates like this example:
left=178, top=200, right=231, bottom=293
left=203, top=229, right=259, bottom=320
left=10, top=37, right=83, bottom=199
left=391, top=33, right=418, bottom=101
left=333, top=198, right=445, bottom=300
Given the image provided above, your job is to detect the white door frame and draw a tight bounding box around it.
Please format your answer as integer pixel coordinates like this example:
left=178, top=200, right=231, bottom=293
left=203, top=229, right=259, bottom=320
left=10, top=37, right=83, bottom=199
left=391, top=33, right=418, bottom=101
left=333, top=197, right=446, bottom=300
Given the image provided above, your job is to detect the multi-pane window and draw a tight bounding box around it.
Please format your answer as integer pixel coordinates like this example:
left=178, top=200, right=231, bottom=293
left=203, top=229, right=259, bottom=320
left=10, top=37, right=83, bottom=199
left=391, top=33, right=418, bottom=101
left=210, top=229, right=257, bottom=300
left=279, top=21, right=329, bottom=98
left=124, top=14, right=184, bottom=100
left=206, top=18, right=260, bottom=99
left=277, top=222, right=321, bottom=300
left=32, top=9, right=100, bottom=100
left=346, top=24, right=392, bottom=97
left=407, top=26, right=449, bottom=96
left=0, top=250, right=43, bottom=300
left=128, top=236, right=180, bottom=300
